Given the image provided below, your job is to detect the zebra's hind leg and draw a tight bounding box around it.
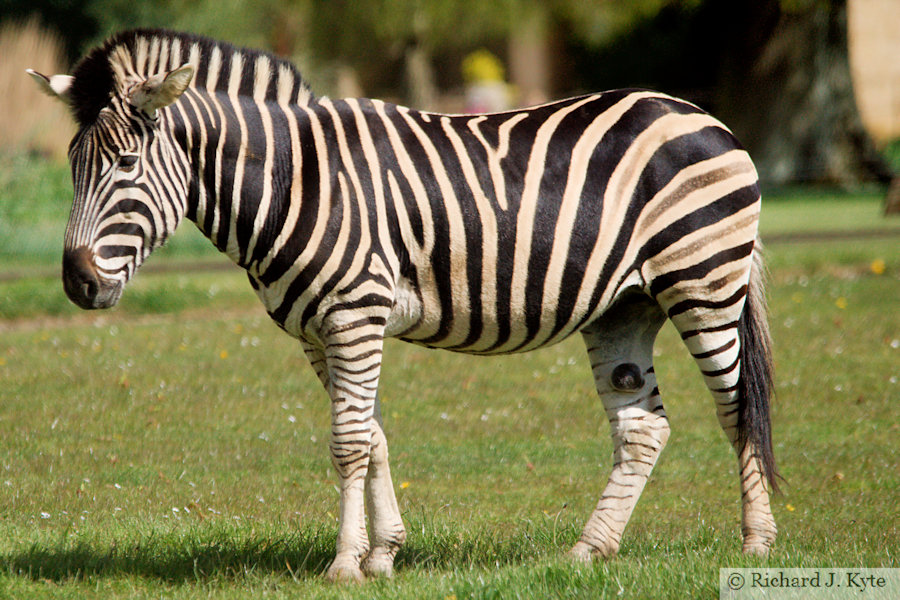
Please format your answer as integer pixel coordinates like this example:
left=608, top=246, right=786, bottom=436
left=570, top=296, right=668, bottom=561
left=676, top=323, right=777, bottom=555
left=661, top=246, right=777, bottom=555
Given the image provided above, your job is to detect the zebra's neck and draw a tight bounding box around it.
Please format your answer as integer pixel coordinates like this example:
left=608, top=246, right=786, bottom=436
left=168, top=87, right=323, bottom=271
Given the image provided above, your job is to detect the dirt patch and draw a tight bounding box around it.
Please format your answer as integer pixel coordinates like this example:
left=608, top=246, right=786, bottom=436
left=0, top=305, right=265, bottom=334
left=763, top=227, right=900, bottom=244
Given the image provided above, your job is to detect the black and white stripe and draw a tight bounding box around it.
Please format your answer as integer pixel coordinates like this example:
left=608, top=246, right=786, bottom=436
left=35, top=29, right=778, bottom=579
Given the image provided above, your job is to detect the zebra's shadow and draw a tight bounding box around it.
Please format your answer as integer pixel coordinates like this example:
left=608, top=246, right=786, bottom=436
left=1, top=524, right=562, bottom=583
left=2, top=527, right=336, bottom=583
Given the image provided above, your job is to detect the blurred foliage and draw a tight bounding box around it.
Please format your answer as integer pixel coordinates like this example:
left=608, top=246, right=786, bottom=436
left=883, top=139, right=900, bottom=175
left=0, top=0, right=97, bottom=63
left=2, top=0, right=715, bottom=102
left=3, top=0, right=889, bottom=184
left=1, top=0, right=707, bottom=65
left=0, top=0, right=850, bottom=100
left=83, top=0, right=309, bottom=54
left=566, top=2, right=716, bottom=97
left=304, top=0, right=704, bottom=59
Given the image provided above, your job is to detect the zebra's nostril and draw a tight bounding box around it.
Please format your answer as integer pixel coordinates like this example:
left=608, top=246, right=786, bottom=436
left=82, top=280, right=98, bottom=300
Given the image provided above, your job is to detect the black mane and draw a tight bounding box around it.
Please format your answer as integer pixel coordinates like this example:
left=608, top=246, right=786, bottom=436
left=68, top=29, right=314, bottom=128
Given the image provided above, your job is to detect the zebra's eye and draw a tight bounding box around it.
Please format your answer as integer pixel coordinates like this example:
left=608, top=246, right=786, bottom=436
left=118, top=154, right=139, bottom=173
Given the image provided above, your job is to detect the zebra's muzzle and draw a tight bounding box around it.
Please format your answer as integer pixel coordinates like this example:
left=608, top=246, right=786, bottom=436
left=62, top=247, right=123, bottom=309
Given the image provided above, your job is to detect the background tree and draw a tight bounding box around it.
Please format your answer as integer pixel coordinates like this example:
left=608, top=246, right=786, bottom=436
left=305, top=0, right=521, bottom=107
left=713, top=0, right=892, bottom=186
left=562, top=0, right=893, bottom=186
left=0, top=0, right=98, bottom=61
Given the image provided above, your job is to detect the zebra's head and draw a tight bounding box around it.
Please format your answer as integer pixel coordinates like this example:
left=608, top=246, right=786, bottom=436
left=28, top=61, right=194, bottom=309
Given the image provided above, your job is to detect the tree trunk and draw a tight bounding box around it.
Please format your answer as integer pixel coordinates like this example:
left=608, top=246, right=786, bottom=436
left=885, top=177, right=900, bottom=215
left=405, top=41, right=438, bottom=110
left=508, top=5, right=551, bottom=107
left=715, top=0, right=892, bottom=186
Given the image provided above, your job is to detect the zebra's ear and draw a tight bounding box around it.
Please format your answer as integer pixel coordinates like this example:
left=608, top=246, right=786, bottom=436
left=128, top=64, right=194, bottom=117
left=26, top=69, right=74, bottom=103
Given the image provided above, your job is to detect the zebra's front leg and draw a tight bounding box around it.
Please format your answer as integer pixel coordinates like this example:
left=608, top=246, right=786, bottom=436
left=310, top=324, right=405, bottom=581
left=571, top=303, right=668, bottom=560
left=315, top=331, right=379, bottom=582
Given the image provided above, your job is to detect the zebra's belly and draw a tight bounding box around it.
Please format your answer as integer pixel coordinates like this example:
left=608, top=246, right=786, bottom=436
left=385, top=274, right=601, bottom=356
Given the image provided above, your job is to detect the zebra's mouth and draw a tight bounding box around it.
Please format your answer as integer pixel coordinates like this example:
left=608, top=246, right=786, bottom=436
left=62, top=247, right=125, bottom=310
left=67, top=280, right=123, bottom=309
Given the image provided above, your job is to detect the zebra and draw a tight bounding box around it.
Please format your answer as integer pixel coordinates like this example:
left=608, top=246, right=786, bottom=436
left=29, top=29, right=778, bottom=581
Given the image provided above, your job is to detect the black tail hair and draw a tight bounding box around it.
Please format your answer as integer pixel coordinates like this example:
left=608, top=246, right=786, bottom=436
left=736, top=241, right=780, bottom=493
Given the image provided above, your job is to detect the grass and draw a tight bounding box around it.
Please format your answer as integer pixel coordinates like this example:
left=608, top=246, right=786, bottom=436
left=1, top=155, right=899, bottom=597
left=0, top=153, right=222, bottom=271
left=0, top=153, right=249, bottom=320
left=759, top=186, right=896, bottom=235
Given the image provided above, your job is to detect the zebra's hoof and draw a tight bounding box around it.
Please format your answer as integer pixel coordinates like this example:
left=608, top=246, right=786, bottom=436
left=742, top=543, right=771, bottom=557
left=568, top=539, right=618, bottom=562
left=742, top=518, right=776, bottom=556
left=568, top=543, right=594, bottom=564
left=361, top=554, right=395, bottom=578
left=325, top=560, right=365, bottom=584
left=742, top=535, right=774, bottom=556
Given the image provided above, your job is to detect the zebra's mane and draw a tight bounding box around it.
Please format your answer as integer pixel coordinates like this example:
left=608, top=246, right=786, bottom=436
left=69, top=28, right=315, bottom=128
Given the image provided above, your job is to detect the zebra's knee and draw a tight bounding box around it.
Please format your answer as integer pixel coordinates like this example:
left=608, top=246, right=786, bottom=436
left=608, top=408, right=670, bottom=477
left=330, top=442, right=372, bottom=481
left=617, top=420, right=669, bottom=457
left=368, top=425, right=389, bottom=468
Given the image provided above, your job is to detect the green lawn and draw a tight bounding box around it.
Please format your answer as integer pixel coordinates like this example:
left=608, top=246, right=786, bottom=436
left=1, top=156, right=899, bottom=597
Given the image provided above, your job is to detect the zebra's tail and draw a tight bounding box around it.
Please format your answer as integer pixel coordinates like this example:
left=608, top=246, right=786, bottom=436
left=736, top=239, right=780, bottom=493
